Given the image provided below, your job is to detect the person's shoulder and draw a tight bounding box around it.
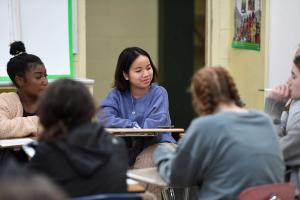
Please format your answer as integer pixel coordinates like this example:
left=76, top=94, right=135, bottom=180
left=104, top=88, right=128, bottom=101
left=287, top=100, right=300, bottom=118
left=247, top=110, right=273, bottom=122
left=291, top=100, right=300, bottom=111
left=190, top=113, right=236, bottom=132
left=150, top=84, right=167, bottom=95
left=151, top=84, right=166, bottom=91
left=106, top=87, right=119, bottom=95
left=184, top=116, right=219, bottom=140
left=0, top=92, right=20, bottom=105
left=250, top=109, right=269, bottom=117
left=189, top=115, right=216, bottom=130
left=0, top=92, right=19, bottom=100
left=108, top=87, right=129, bottom=97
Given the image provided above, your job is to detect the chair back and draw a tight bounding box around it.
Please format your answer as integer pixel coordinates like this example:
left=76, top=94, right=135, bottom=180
left=237, top=183, right=295, bottom=200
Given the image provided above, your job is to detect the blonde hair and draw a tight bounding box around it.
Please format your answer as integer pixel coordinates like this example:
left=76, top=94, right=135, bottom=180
left=191, top=66, right=243, bottom=115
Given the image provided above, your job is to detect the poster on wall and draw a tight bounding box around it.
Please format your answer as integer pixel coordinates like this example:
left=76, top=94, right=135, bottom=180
left=232, top=0, right=261, bottom=51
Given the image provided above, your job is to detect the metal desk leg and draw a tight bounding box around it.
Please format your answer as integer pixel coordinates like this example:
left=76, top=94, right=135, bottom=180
left=161, top=187, right=189, bottom=200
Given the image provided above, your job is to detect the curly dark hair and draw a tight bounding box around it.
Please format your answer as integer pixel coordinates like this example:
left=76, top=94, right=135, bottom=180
left=191, top=66, right=243, bottom=115
left=7, top=41, right=44, bottom=87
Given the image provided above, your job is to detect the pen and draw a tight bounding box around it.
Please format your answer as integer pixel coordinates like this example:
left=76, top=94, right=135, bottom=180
left=258, top=88, right=273, bottom=92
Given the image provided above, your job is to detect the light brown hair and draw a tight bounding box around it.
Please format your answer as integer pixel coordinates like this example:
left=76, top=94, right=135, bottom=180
left=191, top=66, right=243, bottom=115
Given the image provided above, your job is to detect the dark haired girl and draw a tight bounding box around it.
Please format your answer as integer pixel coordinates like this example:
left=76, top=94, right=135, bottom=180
left=98, top=47, right=176, bottom=197
left=0, top=41, right=48, bottom=138
left=98, top=47, right=176, bottom=167
left=28, top=79, right=128, bottom=197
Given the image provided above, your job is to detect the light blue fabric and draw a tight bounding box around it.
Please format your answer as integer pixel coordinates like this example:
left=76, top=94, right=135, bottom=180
left=97, top=84, right=175, bottom=165
left=97, top=84, right=175, bottom=143
left=154, top=110, right=285, bottom=200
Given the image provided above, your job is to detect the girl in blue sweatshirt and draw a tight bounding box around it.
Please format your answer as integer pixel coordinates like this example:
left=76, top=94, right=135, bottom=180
left=97, top=47, right=176, bottom=167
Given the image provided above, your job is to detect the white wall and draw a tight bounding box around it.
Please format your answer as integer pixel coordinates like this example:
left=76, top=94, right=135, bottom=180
left=268, top=0, right=300, bottom=87
left=86, top=0, right=158, bottom=102
left=0, top=0, right=72, bottom=80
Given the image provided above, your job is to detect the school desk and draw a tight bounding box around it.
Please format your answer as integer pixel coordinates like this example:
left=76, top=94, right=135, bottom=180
left=105, top=128, right=184, bottom=137
left=127, top=167, right=190, bottom=200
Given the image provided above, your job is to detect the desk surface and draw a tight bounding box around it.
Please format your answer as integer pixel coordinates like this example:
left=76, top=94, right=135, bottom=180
left=106, top=128, right=184, bottom=136
left=127, top=167, right=167, bottom=187
left=0, top=128, right=184, bottom=148
left=127, top=178, right=145, bottom=192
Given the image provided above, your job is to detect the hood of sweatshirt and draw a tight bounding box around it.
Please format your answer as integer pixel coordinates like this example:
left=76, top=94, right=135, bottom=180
left=53, top=122, right=120, bottom=177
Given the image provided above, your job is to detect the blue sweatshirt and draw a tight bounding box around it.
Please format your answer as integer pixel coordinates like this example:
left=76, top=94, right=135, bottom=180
left=97, top=84, right=176, bottom=165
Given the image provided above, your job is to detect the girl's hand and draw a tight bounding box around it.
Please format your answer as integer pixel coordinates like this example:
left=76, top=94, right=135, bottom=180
left=132, top=122, right=141, bottom=129
left=267, top=84, right=290, bottom=103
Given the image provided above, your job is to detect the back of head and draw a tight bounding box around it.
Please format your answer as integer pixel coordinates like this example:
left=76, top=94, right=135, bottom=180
left=114, top=47, right=158, bottom=91
left=7, top=41, right=44, bottom=87
left=38, top=79, right=95, bottom=140
left=191, top=66, right=242, bottom=115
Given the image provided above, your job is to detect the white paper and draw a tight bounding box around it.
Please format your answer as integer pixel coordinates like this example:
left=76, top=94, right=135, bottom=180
left=0, top=138, right=34, bottom=148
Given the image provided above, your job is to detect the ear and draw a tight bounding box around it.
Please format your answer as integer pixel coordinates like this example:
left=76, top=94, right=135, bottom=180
left=123, top=71, right=129, bottom=80
left=15, top=75, right=25, bottom=88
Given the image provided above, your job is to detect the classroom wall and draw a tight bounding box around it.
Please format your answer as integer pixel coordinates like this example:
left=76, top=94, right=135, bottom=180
left=79, top=0, right=299, bottom=111
left=194, top=0, right=206, bottom=71
left=85, top=0, right=158, bottom=103
left=73, top=0, right=86, bottom=78
left=206, top=0, right=267, bottom=110
left=1, top=0, right=86, bottom=93
left=228, top=0, right=267, bottom=110
left=268, top=0, right=300, bottom=87
left=0, top=0, right=72, bottom=79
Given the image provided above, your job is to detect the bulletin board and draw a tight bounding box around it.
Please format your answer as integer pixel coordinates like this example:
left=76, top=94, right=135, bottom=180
left=0, top=0, right=73, bottom=81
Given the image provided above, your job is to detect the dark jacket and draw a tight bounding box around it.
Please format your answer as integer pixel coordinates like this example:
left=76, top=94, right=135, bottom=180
left=27, top=123, right=128, bottom=197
